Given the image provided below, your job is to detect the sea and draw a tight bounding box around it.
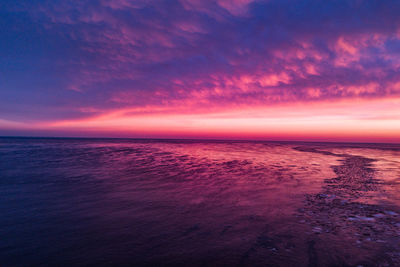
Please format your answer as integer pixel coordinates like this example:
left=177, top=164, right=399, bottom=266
left=1, top=137, right=400, bottom=266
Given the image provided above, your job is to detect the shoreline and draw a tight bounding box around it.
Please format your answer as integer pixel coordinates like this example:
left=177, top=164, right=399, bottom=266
left=296, top=147, right=400, bottom=266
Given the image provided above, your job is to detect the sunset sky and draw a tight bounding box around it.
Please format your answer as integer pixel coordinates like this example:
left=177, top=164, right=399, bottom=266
left=1, top=0, right=400, bottom=142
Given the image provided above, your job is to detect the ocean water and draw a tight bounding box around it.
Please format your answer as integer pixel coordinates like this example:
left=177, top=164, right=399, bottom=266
left=1, top=137, right=400, bottom=266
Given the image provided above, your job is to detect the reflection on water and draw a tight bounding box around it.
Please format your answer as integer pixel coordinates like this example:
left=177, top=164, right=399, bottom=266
left=1, top=138, right=400, bottom=266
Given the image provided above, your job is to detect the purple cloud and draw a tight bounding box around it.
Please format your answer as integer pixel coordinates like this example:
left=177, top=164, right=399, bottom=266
left=1, top=0, right=400, bottom=124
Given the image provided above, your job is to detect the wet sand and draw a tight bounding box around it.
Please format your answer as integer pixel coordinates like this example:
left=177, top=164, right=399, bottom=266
left=234, top=147, right=400, bottom=266
left=295, top=147, right=400, bottom=266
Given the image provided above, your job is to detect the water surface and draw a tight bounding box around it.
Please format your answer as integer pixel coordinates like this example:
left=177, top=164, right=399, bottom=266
left=1, top=138, right=400, bottom=266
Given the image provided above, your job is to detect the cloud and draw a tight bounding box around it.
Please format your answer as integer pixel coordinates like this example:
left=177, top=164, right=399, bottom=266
left=1, top=0, right=400, bottom=127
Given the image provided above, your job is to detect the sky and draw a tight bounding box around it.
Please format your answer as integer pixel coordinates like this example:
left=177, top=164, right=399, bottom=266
left=1, top=0, right=400, bottom=142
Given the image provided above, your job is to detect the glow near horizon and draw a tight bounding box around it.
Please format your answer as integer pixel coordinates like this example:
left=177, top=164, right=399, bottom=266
left=2, top=97, right=398, bottom=142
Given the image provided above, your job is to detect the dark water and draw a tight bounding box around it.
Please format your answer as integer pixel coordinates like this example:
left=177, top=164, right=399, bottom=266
left=1, top=138, right=400, bottom=266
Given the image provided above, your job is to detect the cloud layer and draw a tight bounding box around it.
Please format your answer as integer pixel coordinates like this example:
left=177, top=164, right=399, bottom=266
left=1, top=0, right=400, bottom=140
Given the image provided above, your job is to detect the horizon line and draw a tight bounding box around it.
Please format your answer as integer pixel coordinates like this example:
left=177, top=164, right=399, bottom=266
left=1, top=135, right=400, bottom=146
